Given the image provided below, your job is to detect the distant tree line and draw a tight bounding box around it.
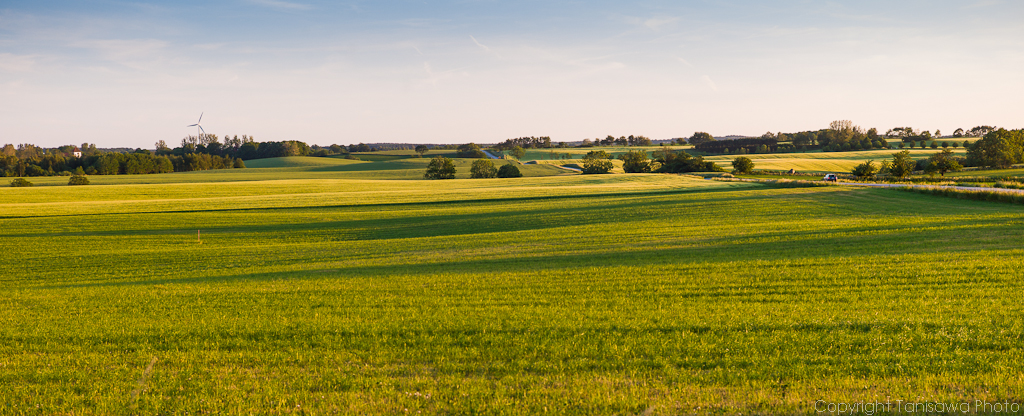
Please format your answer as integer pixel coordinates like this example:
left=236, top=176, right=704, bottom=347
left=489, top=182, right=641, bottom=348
left=576, top=148, right=723, bottom=174
left=1, top=142, right=243, bottom=177
left=494, top=136, right=553, bottom=150
left=578, top=135, right=653, bottom=147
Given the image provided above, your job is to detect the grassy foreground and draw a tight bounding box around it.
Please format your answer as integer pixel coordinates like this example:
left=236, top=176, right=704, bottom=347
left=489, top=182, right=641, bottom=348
left=1, top=167, right=1023, bottom=414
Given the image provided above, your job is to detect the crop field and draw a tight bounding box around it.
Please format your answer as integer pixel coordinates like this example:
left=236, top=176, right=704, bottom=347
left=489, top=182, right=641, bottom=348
left=2, top=161, right=1024, bottom=414
left=513, top=146, right=971, bottom=174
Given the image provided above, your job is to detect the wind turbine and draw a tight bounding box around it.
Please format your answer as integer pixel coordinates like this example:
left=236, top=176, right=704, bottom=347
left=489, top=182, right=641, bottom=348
left=187, top=112, right=205, bottom=143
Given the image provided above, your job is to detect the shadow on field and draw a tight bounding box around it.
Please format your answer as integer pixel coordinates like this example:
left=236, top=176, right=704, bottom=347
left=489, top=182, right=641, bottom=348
left=0, top=184, right=759, bottom=224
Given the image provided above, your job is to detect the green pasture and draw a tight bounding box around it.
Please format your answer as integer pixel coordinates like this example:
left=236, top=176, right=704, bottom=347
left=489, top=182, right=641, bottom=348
left=2, top=161, right=1023, bottom=414
left=9, top=156, right=573, bottom=187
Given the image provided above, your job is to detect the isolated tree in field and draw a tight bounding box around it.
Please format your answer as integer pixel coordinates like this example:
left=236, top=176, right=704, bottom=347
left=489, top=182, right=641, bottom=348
left=511, top=146, right=526, bottom=160
left=731, top=156, right=754, bottom=174
left=67, top=175, right=90, bottom=186
left=10, top=178, right=32, bottom=187
left=926, top=149, right=962, bottom=177
left=582, top=151, right=613, bottom=174
left=688, top=132, right=715, bottom=146
left=851, top=160, right=878, bottom=178
left=496, top=163, right=523, bottom=178
left=424, top=156, right=456, bottom=179
left=415, top=145, right=429, bottom=157
left=620, top=150, right=652, bottom=173
left=470, top=159, right=497, bottom=178
left=941, top=141, right=949, bottom=149
left=889, top=150, right=916, bottom=179
left=953, top=128, right=964, bottom=137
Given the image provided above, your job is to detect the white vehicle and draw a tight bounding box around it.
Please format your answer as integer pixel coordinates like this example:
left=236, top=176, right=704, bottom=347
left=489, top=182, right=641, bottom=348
left=823, top=173, right=838, bottom=182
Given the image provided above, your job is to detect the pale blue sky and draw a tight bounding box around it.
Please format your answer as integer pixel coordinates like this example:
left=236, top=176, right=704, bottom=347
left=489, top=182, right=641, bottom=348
left=2, top=1, right=1022, bottom=147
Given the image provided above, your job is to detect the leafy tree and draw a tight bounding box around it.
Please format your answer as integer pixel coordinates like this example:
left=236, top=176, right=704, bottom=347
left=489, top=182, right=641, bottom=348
left=415, top=145, right=429, bottom=157
left=966, top=129, right=1024, bottom=168
left=792, top=131, right=817, bottom=146
left=456, top=143, right=486, bottom=158
left=470, top=159, right=497, bottom=178
left=424, top=156, right=457, bottom=179
left=930, top=141, right=938, bottom=149
left=731, top=156, right=754, bottom=174
left=233, top=158, right=246, bottom=168
left=926, top=148, right=962, bottom=177
left=582, top=151, right=613, bottom=174
left=237, top=142, right=258, bottom=160
left=968, top=126, right=996, bottom=137
left=889, top=150, right=916, bottom=179
left=953, top=128, right=964, bottom=137
left=952, top=141, right=959, bottom=149
left=511, top=146, right=526, bottom=160
left=67, top=175, right=90, bottom=185
left=620, top=150, right=652, bottom=173
left=497, top=163, right=523, bottom=178
left=941, top=141, right=949, bottom=149
left=688, top=132, right=715, bottom=146
left=9, top=178, right=32, bottom=187
left=851, top=160, right=878, bottom=178
left=656, top=150, right=724, bottom=173
left=582, top=158, right=613, bottom=174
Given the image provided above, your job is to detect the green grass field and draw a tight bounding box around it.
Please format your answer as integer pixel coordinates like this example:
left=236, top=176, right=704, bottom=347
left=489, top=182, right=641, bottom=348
left=2, top=157, right=1023, bottom=414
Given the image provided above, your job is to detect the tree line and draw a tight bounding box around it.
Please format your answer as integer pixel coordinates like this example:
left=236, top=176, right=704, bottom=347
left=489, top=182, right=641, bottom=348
left=1, top=143, right=245, bottom=178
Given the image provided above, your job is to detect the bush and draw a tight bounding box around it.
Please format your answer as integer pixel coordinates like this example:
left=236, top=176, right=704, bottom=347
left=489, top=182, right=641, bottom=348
left=582, top=159, right=613, bottom=174
left=620, top=150, right=652, bottom=173
left=889, top=150, right=916, bottom=179
left=233, top=158, right=246, bottom=168
left=496, top=163, right=523, bottom=178
left=470, top=159, right=497, bottom=178
left=68, top=175, right=90, bottom=186
left=582, top=151, right=613, bottom=174
left=424, top=156, right=457, bottom=179
left=731, top=157, right=754, bottom=174
left=851, top=160, right=878, bottom=178
left=10, top=178, right=32, bottom=187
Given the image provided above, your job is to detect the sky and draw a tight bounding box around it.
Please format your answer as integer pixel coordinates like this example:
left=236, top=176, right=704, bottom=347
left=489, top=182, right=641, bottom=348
left=1, top=0, right=1022, bottom=148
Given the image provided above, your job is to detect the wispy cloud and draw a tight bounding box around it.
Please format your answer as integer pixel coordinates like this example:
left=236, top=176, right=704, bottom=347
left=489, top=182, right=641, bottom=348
left=0, top=53, right=37, bottom=72
left=246, top=0, right=312, bottom=11
left=623, top=15, right=679, bottom=30
left=470, top=35, right=501, bottom=58
left=676, top=57, right=694, bottom=68
left=69, top=39, right=169, bottom=64
left=701, top=75, right=717, bottom=91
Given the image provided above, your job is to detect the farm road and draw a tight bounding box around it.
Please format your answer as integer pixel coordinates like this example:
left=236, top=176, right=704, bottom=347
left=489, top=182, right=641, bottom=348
left=482, top=150, right=501, bottom=159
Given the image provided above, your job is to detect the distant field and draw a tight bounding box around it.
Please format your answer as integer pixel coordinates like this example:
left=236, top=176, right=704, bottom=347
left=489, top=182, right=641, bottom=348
left=10, top=156, right=574, bottom=186
left=509, top=146, right=971, bottom=174
left=2, top=161, right=1023, bottom=414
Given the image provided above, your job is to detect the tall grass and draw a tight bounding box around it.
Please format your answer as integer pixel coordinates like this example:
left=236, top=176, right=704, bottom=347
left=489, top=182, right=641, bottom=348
left=1, top=172, right=1022, bottom=414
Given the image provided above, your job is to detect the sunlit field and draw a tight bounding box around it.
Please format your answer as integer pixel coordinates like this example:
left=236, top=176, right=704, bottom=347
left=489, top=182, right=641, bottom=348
left=2, top=158, right=1023, bottom=414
